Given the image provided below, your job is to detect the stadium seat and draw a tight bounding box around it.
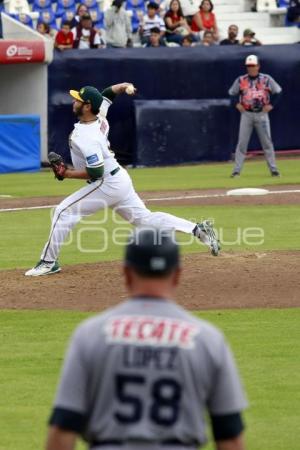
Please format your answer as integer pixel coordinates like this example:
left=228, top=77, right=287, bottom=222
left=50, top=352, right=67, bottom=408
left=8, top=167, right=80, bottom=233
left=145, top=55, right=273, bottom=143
left=89, top=7, right=104, bottom=28
left=278, top=0, right=289, bottom=6
left=6, top=0, right=31, bottom=14
left=32, top=0, right=52, bottom=11
left=11, top=12, right=34, bottom=26
left=126, top=0, right=145, bottom=11
left=130, top=8, right=140, bottom=33
left=61, top=9, right=76, bottom=21
left=55, top=0, right=75, bottom=17
left=256, top=0, right=277, bottom=11
left=82, top=0, right=98, bottom=9
left=39, top=8, right=58, bottom=27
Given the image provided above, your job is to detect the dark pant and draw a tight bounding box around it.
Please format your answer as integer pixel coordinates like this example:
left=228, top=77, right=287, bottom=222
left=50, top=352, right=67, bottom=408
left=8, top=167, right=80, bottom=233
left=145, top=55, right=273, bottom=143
left=0, top=11, right=3, bottom=38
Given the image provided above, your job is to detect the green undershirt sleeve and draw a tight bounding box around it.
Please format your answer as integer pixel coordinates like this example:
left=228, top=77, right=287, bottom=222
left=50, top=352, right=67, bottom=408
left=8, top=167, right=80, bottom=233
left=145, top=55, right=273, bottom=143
left=101, top=87, right=117, bottom=102
left=86, top=165, right=104, bottom=180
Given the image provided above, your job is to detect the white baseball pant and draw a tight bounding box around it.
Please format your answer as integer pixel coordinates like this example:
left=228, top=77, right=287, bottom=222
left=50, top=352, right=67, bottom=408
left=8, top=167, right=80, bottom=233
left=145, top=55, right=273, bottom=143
left=41, top=167, right=205, bottom=262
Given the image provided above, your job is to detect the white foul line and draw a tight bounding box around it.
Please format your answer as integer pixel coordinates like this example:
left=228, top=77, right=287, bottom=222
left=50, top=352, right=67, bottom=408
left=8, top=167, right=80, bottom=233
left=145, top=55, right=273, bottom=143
left=0, top=205, right=57, bottom=212
left=146, top=189, right=300, bottom=201
left=0, top=189, right=300, bottom=213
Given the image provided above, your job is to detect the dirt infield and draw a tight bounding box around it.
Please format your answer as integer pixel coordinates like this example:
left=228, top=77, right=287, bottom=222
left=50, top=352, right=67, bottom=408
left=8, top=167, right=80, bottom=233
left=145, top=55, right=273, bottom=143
left=1, top=251, right=299, bottom=311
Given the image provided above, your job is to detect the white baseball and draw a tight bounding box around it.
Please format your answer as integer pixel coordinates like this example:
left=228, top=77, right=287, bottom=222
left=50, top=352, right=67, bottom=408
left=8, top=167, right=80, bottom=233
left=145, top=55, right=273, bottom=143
left=125, top=84, right=135, bottom=95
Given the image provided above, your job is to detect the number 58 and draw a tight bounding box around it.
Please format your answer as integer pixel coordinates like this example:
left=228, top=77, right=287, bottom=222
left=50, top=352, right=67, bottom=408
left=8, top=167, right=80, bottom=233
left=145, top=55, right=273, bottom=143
left=114, top=374, right=182, bottom=426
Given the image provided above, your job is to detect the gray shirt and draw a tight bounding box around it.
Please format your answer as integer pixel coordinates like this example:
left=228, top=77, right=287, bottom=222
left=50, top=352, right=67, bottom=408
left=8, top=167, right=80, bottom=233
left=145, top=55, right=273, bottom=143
left=53, top=298, right=247, bottom=448
left=104, top=7, right=132, bottom=48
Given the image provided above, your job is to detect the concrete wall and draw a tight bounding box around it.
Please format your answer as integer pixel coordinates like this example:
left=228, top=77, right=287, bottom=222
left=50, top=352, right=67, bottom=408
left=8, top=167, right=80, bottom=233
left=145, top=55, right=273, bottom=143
left=0, top=13, right=53, bottom=162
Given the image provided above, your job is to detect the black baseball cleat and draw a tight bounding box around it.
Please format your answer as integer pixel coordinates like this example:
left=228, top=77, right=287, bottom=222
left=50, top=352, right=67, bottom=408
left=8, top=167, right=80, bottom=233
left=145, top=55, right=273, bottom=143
left=230, top=171, right=240, bottom=178
left=271, top=170, right=281, bottom=177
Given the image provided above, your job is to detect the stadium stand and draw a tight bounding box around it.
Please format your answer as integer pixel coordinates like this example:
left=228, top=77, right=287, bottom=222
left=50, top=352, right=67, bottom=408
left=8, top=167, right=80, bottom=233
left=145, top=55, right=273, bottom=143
left=39, top=9, right=58, bottom=29
left=214, top=0, right=299, bottom=43
left=1, top=0, right=300, bottom=44
left=89, top=6, right=104, bottom=29
left=32, top=0, right=52, bottom=13
left=55, top=0, right=76, bottom=18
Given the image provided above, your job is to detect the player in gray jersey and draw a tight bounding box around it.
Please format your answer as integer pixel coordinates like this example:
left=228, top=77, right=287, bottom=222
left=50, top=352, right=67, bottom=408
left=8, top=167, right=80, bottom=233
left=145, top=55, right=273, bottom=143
left=46, top=228, right=247, bottom=450
left=229, top=54, right=282, bottom=178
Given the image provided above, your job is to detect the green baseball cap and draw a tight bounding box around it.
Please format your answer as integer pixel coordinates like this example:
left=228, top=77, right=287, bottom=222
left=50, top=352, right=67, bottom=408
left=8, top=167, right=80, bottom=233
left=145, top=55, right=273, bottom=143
left=243, top=28, right=255, bottom=37
left=69, top=86, right=103, bottom=112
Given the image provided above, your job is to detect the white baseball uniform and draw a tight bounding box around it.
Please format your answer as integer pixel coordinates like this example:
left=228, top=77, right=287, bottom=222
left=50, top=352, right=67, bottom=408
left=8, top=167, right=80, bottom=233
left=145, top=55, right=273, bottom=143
left=41, top=97, right=209, bottom=262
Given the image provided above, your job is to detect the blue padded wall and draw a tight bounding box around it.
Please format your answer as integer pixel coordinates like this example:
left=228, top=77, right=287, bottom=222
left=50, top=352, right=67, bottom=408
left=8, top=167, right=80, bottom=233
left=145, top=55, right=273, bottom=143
left=134, top=99, right=232, bottom=166
left=0, top=115, right=40, bottom=173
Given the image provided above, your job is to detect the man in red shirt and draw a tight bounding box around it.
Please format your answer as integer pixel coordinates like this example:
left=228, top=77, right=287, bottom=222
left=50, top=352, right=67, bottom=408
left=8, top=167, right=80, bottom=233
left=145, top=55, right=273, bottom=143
left=55, top=21, right=74, bottom=51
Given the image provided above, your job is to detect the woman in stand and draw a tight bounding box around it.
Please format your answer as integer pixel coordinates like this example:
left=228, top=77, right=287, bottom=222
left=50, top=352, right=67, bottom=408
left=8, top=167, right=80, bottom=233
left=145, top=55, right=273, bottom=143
left=69, top=3, right=89, bottom=28
left=164, top=0, right=195, bottom=44
left=191, top=0, right=218, bottom=41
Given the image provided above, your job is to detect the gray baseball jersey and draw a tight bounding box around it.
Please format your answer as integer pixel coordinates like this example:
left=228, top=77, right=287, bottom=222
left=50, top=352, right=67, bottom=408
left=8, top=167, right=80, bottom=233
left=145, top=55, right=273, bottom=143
left=52, top=298, right=247, bottom=448
left=229, top=73, right=282, bottom=112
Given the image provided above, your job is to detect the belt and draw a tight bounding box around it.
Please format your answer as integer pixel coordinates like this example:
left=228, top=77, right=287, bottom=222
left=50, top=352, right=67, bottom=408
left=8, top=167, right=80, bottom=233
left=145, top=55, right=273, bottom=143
left=91, top=439, right=198, bottom=447
left=110, top=167, right=120, bottom=176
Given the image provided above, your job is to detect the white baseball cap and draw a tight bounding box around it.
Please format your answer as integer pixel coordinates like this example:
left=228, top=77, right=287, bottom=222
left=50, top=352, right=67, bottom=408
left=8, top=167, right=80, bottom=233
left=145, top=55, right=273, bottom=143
left=245, top=55, right=259, bottom=66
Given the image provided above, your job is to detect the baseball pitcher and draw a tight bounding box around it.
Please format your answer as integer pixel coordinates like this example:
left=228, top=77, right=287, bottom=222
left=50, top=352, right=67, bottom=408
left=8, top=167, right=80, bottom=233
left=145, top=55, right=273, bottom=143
left=46, top=228, right=247, bottom=450
left=229, top=54, right=282, bottom=178
left=25, top=83, right=220, bottom=276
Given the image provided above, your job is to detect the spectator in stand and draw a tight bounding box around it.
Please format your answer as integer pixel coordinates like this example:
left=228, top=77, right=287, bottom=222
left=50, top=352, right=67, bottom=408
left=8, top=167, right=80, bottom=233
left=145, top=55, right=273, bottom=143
left=286, top=0, right=300, bottom=23
left=201, top=29, right=214, bottom=45
left=140, top=1, right=166, bottom=44
left=37, top=21, right=54, bottom=38
left=55, top=20, right=74, bottom=50
left=105, top=0, right=132, bottom=47
left=0, top=0, right=3, bottom=38
left=220, top=24, right=239, bottom=45
left=164, top=0, right=194, bottom=44
left=179, top=0, right=203, bottom=30
left=145, top=25, right=167, bottom=46
left=182, top=34, right=194, bottom=45
left=72, top=13, right=105, bottom=48
left=240, top=28, right=262, bottom=46
left=192, top=0, right=218, bottom=40
left=70, top=3, right=89, bottom=28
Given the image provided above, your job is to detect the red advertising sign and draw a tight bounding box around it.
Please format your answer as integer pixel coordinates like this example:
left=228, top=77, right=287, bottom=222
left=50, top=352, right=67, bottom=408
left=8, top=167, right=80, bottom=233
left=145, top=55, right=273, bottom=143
left=0, top=40, right=45, bottom=64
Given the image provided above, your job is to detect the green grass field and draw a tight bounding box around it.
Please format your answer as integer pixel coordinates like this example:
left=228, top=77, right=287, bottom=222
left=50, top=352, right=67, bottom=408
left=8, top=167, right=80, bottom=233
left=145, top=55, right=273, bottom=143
left=1, top=204, right=300, bottom=269
left=1, top=161, right=299, bottom=450
left=0, top=159, right=300, bottom=198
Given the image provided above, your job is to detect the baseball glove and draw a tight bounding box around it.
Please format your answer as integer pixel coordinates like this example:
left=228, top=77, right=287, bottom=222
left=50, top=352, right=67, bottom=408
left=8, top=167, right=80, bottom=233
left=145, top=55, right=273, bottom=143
left=48, top=152, right=66, bottom=181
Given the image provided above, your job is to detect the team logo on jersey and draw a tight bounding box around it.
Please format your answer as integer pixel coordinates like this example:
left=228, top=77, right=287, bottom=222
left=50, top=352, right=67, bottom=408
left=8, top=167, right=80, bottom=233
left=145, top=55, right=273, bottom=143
left=86, top=154, right=99, bottom=165
left=100, top=119, right=108, bottom=135
left=105, top=315, right=199, bottom=349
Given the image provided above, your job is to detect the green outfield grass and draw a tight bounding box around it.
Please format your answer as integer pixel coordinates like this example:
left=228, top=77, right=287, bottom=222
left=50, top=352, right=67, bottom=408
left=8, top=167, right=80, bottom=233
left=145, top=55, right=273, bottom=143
left=0, top=309, right=299, bottom=450
left=1, top=204, right=299, bottom=270
left=0, top=159, right=300, bottom=198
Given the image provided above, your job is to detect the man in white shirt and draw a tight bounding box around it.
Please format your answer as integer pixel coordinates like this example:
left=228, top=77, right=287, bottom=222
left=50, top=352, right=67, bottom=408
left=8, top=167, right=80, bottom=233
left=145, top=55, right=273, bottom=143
left=72, top=13, right=104, bottom=49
